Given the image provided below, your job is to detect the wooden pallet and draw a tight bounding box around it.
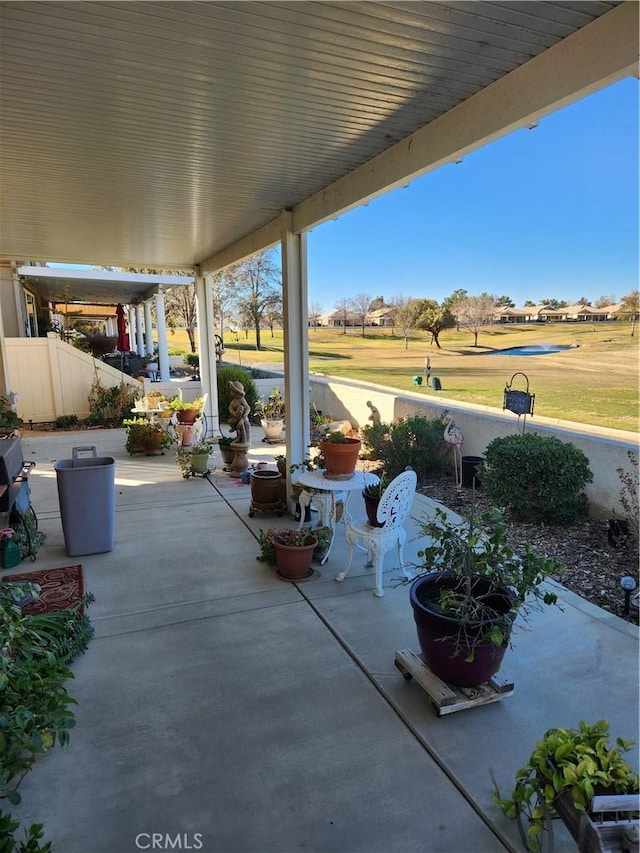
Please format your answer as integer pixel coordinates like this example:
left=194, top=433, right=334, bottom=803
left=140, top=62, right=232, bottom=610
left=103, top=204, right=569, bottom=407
left=394, top=649, right=514, bottom=716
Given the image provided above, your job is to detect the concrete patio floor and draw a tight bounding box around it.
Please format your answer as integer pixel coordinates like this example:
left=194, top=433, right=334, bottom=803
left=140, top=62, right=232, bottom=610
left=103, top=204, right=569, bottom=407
left=6, top=427, right=639, bottom=853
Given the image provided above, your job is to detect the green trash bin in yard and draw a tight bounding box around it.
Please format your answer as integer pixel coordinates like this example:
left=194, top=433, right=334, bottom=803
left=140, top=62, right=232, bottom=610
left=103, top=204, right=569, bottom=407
left=413, top=375, right=423, bottom=386
left=55, top=446, right=115, bottom=557
left=431, top=376, right=442, bottom=391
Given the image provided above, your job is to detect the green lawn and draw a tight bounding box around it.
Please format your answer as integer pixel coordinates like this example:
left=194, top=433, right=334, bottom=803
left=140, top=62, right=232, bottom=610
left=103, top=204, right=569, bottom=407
left=171, top=323, right=639, bottom=432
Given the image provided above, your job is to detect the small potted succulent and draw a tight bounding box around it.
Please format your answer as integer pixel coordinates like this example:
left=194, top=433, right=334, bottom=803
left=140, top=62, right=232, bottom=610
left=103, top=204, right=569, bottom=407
left=362, top=479, right=385, bottom=527
left=257, top=526, right=318, bottom=580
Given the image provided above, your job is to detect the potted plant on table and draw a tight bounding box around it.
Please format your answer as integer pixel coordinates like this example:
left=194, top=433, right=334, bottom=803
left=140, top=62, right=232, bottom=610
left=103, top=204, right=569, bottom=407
left=257, top=527, right=318, bottom=580
left=169, top=396, right=204, bottom=425
left=495, top=720, right=639, bottom=852
left=408, top=500, right=562, bottom=688
left=254, top=388, right=285, bottom=443
left=124, top=418, right=174, bottom=456
left=319, top=430, right=361, bottom=480
left=176, top=438, right=214, bottom=478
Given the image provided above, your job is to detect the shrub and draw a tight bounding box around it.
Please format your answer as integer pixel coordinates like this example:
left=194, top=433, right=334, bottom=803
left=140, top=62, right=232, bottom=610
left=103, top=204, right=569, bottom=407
left=73, top=333, right=117, bottom=358
left=55, top=414, right=79, bottom=429
left=184, top=353, right=200, bottom=368
left=216, top=367, right=258, bottom=423
left=482, top=433, right=592, bottom=526
left=87, top=376, right=138, bottom=426
left=361, top=414, right=448, bottom=484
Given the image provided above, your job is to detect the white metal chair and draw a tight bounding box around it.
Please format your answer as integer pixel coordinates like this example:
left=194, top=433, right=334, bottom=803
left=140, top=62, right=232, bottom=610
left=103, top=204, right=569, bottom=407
left=335, top=469, right=417, bottom=597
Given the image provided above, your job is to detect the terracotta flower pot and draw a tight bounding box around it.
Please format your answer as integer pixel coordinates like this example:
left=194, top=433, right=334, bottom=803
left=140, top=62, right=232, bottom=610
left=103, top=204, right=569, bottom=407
left=273, top=536, right=317, bottom=580
left=320, top=438, right=361, bottom=480
left=176, top=408, right=200, bottom=424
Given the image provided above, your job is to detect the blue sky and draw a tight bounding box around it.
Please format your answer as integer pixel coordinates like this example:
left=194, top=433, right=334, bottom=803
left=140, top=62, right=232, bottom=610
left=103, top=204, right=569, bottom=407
left=307, top=77, right=639, bottom=312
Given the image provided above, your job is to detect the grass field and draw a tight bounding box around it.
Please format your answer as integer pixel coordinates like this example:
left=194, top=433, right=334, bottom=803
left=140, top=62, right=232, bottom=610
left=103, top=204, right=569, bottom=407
left=166, top=322, right=639, bottom=432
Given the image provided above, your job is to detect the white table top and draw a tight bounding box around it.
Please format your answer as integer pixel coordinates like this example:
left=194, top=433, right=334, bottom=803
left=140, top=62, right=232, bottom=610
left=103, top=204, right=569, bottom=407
left=294, top=469, right=379, bottom=492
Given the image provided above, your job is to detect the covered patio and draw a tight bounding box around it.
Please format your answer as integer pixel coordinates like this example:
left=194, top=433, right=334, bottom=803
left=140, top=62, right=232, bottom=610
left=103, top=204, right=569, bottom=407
left=6, top=426, right=638, bottom=852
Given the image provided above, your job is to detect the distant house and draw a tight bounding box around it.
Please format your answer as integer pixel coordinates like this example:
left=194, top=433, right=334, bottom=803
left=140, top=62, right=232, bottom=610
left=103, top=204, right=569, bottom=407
left=494, top=303, right=622, bottom=324
left=319, top=309, right=361, bottom=327
left=493, top=307, right=537, bottom=324
left=367, top=307, right=395, bottom=327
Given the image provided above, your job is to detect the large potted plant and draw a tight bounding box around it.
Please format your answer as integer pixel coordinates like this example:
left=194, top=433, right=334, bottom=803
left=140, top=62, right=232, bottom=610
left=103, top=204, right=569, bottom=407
left=257, top=527, right=318, bottom=580
left=319, top=430, right=361, bottom=480
left=254, top=388, right=285, bottom=443
left=124, top=419, right=174, bottom=456
left=409, top=501, right=561, bottom=688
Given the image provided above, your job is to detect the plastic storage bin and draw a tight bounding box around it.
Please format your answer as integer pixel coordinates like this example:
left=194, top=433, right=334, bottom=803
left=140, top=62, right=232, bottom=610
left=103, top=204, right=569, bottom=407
left=55, top=446, right=115, bottom=556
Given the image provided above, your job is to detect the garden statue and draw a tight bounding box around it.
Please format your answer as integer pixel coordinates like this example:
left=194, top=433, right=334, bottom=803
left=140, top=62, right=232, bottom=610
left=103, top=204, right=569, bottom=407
left=227, top=380, right=251, bottom=476
left=366, top=400, right=381, bottom=425
left=442, top=410, right=464, bottom=489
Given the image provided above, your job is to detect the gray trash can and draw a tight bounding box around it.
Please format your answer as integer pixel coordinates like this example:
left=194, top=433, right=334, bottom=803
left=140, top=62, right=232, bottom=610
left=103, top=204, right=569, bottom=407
left=55, top=446, right=115, bottom=557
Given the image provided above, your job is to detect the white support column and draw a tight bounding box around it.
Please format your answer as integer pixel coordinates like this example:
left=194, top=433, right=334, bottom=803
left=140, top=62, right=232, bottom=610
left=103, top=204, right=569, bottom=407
left=281, top=211, right=310, bottom=488
left=128, top=307, right=138, bottom=354
left=144, top=301, right=154, bottom=355
left=155, top=289, right=170, bottom=382
left=195, top=272, right=220, bottom=436
left=135, top=306, right=144, bottom=356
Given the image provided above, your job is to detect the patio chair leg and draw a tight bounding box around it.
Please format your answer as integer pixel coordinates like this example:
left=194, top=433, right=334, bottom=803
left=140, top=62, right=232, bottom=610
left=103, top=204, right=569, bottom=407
left=373, top=552, right=385, bottom=597
left=336, top=541, right=354, bottom=584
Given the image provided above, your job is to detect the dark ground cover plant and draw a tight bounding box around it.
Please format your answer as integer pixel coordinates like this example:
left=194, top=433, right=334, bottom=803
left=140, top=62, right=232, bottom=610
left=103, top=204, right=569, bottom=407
left=0, top=583, right=94, bottom=849
left=216, top=366, right=258, bottom=423
left=361, top=414, right=448, bottom=484
left=54, top=414, right=79, bottom=429
left=481, top=433, right=593, bottom=526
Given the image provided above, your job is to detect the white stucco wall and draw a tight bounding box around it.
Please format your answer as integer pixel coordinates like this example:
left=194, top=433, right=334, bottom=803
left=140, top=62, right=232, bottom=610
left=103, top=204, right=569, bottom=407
left=309, top=373, right=638, bottom=519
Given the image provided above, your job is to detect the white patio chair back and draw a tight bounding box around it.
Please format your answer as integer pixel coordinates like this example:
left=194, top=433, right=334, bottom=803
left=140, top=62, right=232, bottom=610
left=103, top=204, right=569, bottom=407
left=336, top=469, right=417, bottom=597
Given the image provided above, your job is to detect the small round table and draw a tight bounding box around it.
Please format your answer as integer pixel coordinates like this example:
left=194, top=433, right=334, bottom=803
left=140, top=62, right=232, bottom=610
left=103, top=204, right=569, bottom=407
left=293, top=469, right=379, bottom=565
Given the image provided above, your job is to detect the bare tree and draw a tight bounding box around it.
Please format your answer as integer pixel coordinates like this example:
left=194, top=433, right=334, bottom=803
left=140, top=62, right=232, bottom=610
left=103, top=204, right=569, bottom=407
left=595, top=294, right=617, bottom=308
left=211, top=269, right=240, bottom=347
left=392, top=296, right=422, bottom=350
left=350, top=292, right=373, bottom=337
left=457, top=293, right=496, bottom=347
left=164, top=283, right=198, bottom=352
left=619, top=290, right=639, bottom=336
left=308, top=302, right=324, bottom=328
left=334, top=297, right=351, bottom=334
left=233, top=249, right=282, bottom=350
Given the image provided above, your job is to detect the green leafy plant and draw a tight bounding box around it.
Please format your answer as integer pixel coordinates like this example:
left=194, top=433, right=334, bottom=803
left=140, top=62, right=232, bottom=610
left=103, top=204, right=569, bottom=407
left=123, top=419, right=174, bottom=455
left=175, top=440, right=214, bottom=478
left=0, top=396, right=23, bottom=433
left=218, top=435, right=234, bottom=447
left=412, top=500, right=561, bottom=654
left=183, top=353, right=199, bottom=369
left=168, top=396, right=204, bottom=412
left=494, top=720, right=639, bottom=851
left=0, top=811, right=52, bottom=852
left=254, top=387, right=285, bottom=420
left=0, top=583, right=93, bottom=846
left=320, top=430, right=353, bottom=444
left=361, top=414, right=448, bottom=484
left=54, top=414, right=79, bottom=429
left=363, top=480, right=384, bottom=500
left=482, top=433, right=593, bottom=526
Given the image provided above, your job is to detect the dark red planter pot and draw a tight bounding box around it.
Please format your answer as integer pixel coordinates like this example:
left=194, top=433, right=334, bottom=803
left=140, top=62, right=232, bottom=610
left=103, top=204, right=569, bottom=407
left=274, top=537, right=317, bottom=580
left=363, top=493, right=383, bottom=527
left=409, top=572, right=515, bottom=688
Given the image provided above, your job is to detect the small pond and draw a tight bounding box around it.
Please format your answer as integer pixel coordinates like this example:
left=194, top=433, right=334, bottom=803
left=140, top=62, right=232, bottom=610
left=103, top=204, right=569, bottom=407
left=490, top=344, right=575, bottom=356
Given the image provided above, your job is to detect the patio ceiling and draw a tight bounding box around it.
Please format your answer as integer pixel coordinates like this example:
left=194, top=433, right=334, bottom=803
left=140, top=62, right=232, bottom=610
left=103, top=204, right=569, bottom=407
left=0, top=1, right=637, bottom=274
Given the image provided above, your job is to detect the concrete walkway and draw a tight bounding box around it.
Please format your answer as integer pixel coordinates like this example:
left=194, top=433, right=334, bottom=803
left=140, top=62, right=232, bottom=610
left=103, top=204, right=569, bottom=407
left=7, top=428, right=639, bottom=853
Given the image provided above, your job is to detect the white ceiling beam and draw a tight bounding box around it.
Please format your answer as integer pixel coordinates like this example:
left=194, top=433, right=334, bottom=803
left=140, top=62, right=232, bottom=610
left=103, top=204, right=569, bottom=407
left=198, top=217, right=281, bottom=276
left=17, top=266, right=194, bottom=287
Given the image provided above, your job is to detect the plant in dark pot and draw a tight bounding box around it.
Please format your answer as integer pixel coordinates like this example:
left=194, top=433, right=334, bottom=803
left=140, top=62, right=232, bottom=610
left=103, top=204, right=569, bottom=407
left=257, top=527, right=318, bottom=581
left=409, top=500, right=562, bottom=688
left=218, top=435, right=235, bottom=465
left=362, top=479, right=385, bottom=527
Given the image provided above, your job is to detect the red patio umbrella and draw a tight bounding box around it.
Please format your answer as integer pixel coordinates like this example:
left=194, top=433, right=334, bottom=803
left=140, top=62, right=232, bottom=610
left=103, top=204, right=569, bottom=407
left=115, top=304, right=130, bottom=352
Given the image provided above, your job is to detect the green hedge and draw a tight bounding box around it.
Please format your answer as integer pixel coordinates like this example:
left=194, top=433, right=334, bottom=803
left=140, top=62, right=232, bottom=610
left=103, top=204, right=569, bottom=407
left=482, top=432, right=593, bottom=526
left=216, top=366, right=258, bottom=424
left=361, top=414, right=448, bottom=484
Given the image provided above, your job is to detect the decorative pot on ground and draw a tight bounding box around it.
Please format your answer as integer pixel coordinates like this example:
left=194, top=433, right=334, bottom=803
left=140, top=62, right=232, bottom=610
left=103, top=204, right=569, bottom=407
left=190, top=451, right=211, bottom=475
left=249, top=470, right=284, bottom=517
left=409, top=572, right=515, bottom=688
left=273, top=533, right=317, bottom=580
left=319, top=432, right=361, bottom=480
left=260, top=418, right=284, bottom=443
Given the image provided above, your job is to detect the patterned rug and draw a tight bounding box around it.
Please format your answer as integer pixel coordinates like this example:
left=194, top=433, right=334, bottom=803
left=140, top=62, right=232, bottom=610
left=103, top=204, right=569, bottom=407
left=2, top=564, right=85, bottom=615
